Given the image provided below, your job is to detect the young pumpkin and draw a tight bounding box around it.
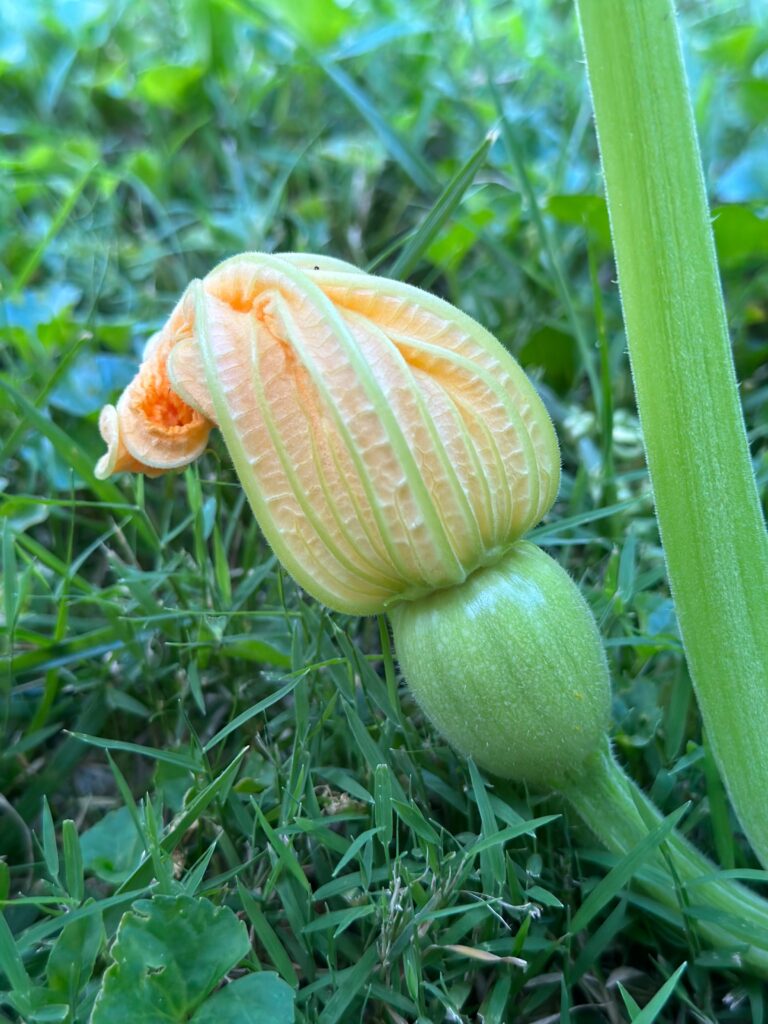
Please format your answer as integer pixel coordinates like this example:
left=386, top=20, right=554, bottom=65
left=95, top=253, right=768, bottom=973
left=97, top=251, right=607, bottom=785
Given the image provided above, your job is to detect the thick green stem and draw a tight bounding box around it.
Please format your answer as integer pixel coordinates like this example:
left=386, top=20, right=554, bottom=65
left=575, top=0, right=768, bottom=863
left=564, top=741, right=768, bottom=977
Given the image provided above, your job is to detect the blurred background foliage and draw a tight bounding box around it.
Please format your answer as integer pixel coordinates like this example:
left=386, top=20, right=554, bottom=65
left=1, top=0, right=767, bottom=1021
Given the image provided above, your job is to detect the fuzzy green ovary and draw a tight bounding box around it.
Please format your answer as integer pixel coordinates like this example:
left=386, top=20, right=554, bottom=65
left=390, top=541, right=611, bottom=788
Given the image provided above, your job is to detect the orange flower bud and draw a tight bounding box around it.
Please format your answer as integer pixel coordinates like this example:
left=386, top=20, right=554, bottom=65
left=96, top=252, right=560, bottom=614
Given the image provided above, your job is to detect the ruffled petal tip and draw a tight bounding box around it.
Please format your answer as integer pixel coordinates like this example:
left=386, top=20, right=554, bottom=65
left=94, top=325, right=214, bottom=479
left=95, top=404, right=159, bottom=479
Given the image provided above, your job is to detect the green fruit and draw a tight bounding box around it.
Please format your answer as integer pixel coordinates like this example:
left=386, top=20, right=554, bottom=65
left=389, top=541, right=611, bottom=788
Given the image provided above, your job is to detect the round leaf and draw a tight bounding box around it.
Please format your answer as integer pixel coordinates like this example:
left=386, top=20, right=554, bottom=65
left=189, top=973, right=295, bottom=1024
left=91, top=895, right=250, bottom=1024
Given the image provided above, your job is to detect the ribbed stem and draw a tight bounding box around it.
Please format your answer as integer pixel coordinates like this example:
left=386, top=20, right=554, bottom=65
left=563, top=741, right=768, bottom=977
left=575, top=0, right=768, bottom=865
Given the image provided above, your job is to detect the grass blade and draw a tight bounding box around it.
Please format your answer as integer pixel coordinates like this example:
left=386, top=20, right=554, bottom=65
left=630, top=962, right=687, bottom=1024
left=390, top=131, right=495, bottom=280
left=12, top=163, right=96, bottom=294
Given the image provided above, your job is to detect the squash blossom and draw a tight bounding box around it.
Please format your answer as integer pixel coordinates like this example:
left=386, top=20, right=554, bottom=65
left=96, top=252, right=610, bottom=787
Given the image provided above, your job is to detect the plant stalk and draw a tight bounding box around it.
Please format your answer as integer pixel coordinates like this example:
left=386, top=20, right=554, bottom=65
left=575, top=0, right=768, bottom=863
left=563, top=741, right=768, bottom=977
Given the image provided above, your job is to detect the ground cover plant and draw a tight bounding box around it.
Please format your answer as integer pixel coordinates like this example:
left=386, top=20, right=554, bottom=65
left=1, top=0, right=768, bottom=1021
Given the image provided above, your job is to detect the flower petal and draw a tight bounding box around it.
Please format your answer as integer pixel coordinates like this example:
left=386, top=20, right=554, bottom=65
left=96, top=320, right=213, bottom=478
left=94, top=250, right=561, bottom=615
left=94, top=404, right=165, bottom=479
left=166, top=337, right=218, bottom=422
left=301, top=264, right=561, bottom=540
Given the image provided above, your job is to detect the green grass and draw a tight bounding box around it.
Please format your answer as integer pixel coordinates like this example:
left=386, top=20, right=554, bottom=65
left=1, top=0, right=767, bottom=1020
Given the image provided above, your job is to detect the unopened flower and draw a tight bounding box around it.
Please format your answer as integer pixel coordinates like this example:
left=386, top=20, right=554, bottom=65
left=96, top=252, right=560, bottom=614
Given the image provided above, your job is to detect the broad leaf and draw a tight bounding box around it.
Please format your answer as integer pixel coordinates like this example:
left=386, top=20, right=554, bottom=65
left=90, top=895, right=249, bottom=1023
left=190, top=973, right=295, bottom=1024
